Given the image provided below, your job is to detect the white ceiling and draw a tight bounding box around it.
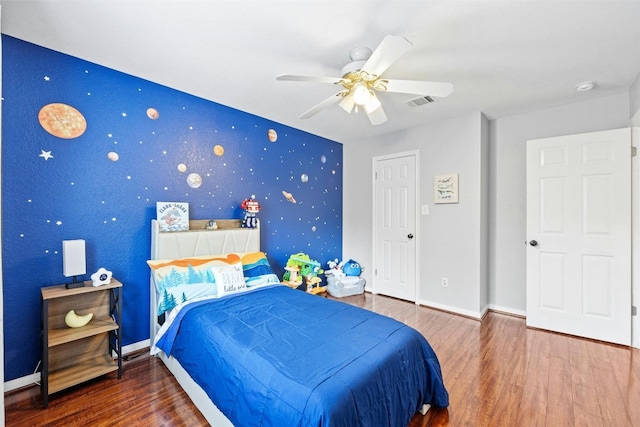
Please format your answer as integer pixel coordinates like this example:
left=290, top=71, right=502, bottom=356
left=2, top=0, right=640, bottom=143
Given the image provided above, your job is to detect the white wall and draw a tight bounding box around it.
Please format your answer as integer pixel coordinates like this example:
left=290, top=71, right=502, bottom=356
left=344, top=112, right=488, bottom=317
left=345, top=93, right=630, bottom=321
left=488, top=92, right=631, bottom=314
left=631, top=72, right=640, bottom=125
left=480, top=114, right=489, bottom=311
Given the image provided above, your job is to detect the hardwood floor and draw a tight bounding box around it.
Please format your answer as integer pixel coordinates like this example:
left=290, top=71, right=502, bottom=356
left=6, top=292, right=639, bottom=426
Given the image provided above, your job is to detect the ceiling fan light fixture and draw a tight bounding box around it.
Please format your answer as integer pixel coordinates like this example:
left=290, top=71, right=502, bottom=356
left=338, top=95, right=355, bottom=113
left=363, top=94, right=382, bottom=114
left=352, top=82, right=372, bottom=105
left=277, top=35, right=453, bottom=126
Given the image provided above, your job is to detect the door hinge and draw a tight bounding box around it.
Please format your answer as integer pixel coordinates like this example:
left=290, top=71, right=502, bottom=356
left=375, top=268, right=377, bottom=276
left=633, top=305, right=637, bottom=316
left=632, top=147, right=637, bottom=157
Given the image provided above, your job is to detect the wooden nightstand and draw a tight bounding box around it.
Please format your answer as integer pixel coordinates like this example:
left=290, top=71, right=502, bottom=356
left=41, top=279, right=122, bottom=407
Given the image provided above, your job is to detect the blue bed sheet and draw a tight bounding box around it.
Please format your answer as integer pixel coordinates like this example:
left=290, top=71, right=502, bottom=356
left=162, top=285, right=449, bottom=427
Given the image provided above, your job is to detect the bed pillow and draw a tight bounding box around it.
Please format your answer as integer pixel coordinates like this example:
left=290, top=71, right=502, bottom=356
left=147, top=254, right=240, bottom=316
left=240, top=252, right=281, bottom=288
left=212, top=262, right=247, bottom=296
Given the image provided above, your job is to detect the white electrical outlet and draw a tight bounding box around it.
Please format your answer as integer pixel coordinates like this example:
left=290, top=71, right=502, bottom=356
left=441, top=277, right=448, bottom=287
left=421, top=204, right=429, bottom=215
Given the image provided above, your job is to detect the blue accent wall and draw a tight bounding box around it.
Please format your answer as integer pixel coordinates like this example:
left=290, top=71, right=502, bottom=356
left=1, top=35, right=343, bottom=381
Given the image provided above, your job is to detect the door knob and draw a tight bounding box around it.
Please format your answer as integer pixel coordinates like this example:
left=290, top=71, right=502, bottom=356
left=408, top=234, right=414, bottom=239
left=529, top=240, right=538, bottom=247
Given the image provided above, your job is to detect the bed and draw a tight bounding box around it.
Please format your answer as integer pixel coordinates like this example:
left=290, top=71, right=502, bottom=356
left=149, top=219, right=449, bottom=426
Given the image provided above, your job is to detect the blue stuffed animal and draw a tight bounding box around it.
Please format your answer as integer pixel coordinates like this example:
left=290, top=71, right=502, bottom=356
left=342, top=259, right=362, bottom=276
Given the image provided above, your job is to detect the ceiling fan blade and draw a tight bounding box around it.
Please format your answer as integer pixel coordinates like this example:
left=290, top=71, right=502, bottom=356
left=383, top=79, right=454, bottom=98
left=277, top=74, right=342, bottom=85
left=361, top=35, right=413, bottom=77
left=299, top=92, right=344, bottom=119
left=338, top=94, right=355, bottom=113
left=366, top=103, right=387, bottom=126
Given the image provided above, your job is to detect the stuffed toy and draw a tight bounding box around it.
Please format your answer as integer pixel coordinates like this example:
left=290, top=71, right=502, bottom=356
left=325, top=258, right=346, bottom=278
left=342, top=259, right=362, bottom=276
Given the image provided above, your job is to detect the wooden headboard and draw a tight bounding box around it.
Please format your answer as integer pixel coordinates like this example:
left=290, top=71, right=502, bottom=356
left=149, top=219, right=261, bottom=341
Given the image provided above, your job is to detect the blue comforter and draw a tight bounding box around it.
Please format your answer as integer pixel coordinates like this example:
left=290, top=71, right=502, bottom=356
left=160, top=285, right=448, bottom=427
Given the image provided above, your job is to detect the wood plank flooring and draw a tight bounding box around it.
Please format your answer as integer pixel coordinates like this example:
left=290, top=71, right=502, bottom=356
left=6, top=292, right=639, bottom=426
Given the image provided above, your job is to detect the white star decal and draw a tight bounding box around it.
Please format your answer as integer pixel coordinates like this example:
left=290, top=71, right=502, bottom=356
left=39, top=150, right=53, bottom=160
left=44, top=76, right=50, bottom=81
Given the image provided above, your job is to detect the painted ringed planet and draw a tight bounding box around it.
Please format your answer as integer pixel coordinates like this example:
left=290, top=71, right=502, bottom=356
left=282, top=190, right=296, bottom=203
left=147, top=108, right=159, bottom=119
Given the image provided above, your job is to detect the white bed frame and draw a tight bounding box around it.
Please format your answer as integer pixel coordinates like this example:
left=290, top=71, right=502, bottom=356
left=150, top=219, right=260, bottom=426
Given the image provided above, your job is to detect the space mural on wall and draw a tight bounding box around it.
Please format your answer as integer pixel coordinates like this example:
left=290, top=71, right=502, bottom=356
left=1, top=35, right=343, bottom=381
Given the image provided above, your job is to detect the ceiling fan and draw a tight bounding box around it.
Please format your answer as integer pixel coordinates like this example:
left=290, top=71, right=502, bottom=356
left=277, top=35, right=454, bottom=126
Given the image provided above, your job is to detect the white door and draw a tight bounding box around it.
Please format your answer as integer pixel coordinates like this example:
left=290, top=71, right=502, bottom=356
left=373, top=153, right=417, bottom=302
left=526, top=128, right=631, bottom=346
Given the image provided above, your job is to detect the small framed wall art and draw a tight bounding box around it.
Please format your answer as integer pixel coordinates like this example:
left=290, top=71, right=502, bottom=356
left=156, top=201, right=189, bottom=231
left=434, top=173, right=459, bottom=204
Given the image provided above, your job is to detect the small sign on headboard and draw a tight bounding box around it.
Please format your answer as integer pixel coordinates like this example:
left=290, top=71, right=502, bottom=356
left=156, top=202, right=189, bottom=231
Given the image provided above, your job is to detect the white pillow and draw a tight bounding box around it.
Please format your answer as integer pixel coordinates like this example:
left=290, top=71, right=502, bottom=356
left=212, top=262, right=247, bottom=296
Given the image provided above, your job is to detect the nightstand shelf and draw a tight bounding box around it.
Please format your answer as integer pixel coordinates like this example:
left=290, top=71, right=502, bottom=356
left=47, top=353, right=119, bottom=394
left=48, top=318, right=118, bottom=347
left=41, top=279, right=122, bottom=407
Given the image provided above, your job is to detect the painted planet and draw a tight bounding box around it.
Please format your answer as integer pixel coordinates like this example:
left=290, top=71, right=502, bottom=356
left=282, top=190, right=297, bottom=203
left=300, top=174, right=309, bottom=183
left=187, top=173, right=202, bottom=189
left=147, top=108, right=159, bottom=119
left=38, top=103, right=87, bottom=139
left=177, top=163, right=187, bottom=173
left=320, top=155, right=327, bottom=164
left=213, top=145, right=224, bottom=156
left=312, top=226, right=317, bottom=232
left=267, top=129, right=278, bottom=142
left=107, top=151, right=119, bottom=162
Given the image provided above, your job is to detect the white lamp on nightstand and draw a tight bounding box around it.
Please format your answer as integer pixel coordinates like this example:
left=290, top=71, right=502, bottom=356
left=63, top=239, right=86, bottom=289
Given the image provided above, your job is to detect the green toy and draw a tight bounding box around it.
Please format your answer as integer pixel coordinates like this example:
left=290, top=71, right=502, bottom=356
left=282, top=253, right=324, bottom=287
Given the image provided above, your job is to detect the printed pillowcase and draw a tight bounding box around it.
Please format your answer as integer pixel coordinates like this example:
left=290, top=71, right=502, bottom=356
left=211, top=262, right=247, bottom=296
left=147, top=255, right=241, bottom=316
left=148, top=252, right=280, bottom=316
left=240, top=252, right=281, bottom=288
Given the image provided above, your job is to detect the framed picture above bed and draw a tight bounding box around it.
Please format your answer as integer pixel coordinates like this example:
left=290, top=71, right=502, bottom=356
left=156, top=202, right=189, bottom=231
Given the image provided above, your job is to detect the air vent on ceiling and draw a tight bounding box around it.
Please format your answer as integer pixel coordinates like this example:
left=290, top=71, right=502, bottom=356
left=407, top=95, right=436, bottom=108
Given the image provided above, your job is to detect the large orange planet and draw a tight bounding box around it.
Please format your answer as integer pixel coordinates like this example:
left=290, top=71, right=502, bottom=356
left=213, top=145, right=224, bottom=156
left=38, top=103, right=87, bottom=139
left=267, top=129, right=277, bottom=142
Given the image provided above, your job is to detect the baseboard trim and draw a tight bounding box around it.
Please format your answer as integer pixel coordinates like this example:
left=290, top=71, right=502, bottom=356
left=417, top=299, right=485, bottom=320
left=4, top=339, right=151, bottom=393
left=486, top=304, right=526, bottom=318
